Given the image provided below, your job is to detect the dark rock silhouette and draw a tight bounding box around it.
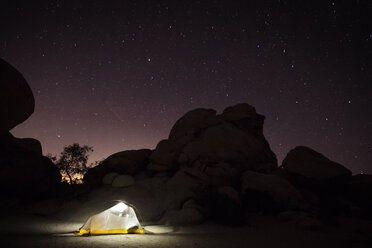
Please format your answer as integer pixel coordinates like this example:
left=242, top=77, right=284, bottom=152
left=85, top=103, right=282, bottom=224
left=0, top=58, right=60, bottom=203
left=241, top=170, right=303, bottom=213
left=0, top=132, right=61, bottom=200
left=0, top=58, right=34, bottom=135
left=111, top=174, right=135, bottom=188
left=148, top=104, right=277, bottom=174
left=281, top=147, right=360, bottom=222
left=84, top=149, right=151, bottom=187
left=282, top=146, right=352, bottom=190
left=346, top=174, right=372, bottom=218
left=83, top=103, right=371, bottom=225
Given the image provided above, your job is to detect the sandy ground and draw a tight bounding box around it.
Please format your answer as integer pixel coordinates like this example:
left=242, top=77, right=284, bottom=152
left=0, top=212, right=371, bottom=248
left=1, top=181, right=371, bottom=248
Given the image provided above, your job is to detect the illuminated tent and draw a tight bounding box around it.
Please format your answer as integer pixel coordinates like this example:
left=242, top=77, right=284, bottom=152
left=77, top=202, right=145, bottom=235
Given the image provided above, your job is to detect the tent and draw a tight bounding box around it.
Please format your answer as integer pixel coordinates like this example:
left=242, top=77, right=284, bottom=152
left=77, top=201, right=145, bottom=235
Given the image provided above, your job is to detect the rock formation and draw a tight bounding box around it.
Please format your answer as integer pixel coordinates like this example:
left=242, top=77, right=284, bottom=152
left=85, top=103, right=282, bottom=224
left=241, top=170, right=303, bottom=213
left=0, top=58, right=61, bottom=202
left=2, top=57, right=370, bottom=226
left=148, top=104, right=277, bottom=174
left=282, top=146, right=352, bottom=189
left=84, top=149, right=152, bottom=187
left=83, top=103, right=371, bottom=225
left=0, top=58, right=35, bottom=135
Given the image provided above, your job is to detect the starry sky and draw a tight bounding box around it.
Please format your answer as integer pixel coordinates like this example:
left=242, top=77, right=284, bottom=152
left=1, top=1, right=371, bottom=174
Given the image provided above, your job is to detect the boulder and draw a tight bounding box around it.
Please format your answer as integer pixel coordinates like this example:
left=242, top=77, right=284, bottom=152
left=148, top=109, right=221, bottom=173
left=111, top=174, right=134, bottom=188
left=346, top=174, right=372, bottom=218
left=102, top=149, right=152, bottom=174
left=40, top=156, right=63, bottom=191
left=277, top=210, right=308, bottom=222
left=151, top=103, right=277, bottom=173
left=161, top=199, right=205, bottom=225
left=0, top=58, right=35, bottom=134
left=147, top=162, right=169, bottom=172
left=102, top=172, right=119, bottom=185
left=148, top=140, right=179, bottom=171
left=165, top=168, right=209, bottom=209
left=221, top=103, right=261, bottom=133
left=179, top=122, right=276, bottom=172
left=84, top=149, right=151, bottom=187
left=348, top=174, right=372, bottom=199
left=201, top=185, right=244, bottom=225
left=278, top=211, right=322, bottom=230
left=218, top=186, right=241, bottom=206
left=168, top=108, right=221, bottom=141
left=241, top=170, right=303, bottom=212
left=0, top=132, right=61, bottom=200
left=1, top=134, right=42, bottom=157
left=204, top=162, right=238, bottom=187
left=282, top=146, right=352, bottom=188
left=0, top=59, right=60, bottom=203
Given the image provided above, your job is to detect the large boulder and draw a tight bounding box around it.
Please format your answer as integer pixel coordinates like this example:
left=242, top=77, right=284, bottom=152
left=278, top=211, right=322, bottom=230
left=102, top=172, right=119, bottom=185
left=143, top=103, right=278, bottom=224
left=153, top=103, right=277, bottom=174
left=202, top=185, right=245, bottom=225
left=203, top=162, right=238, bottom=187
left=282, top=146, right=352, bottom=188
left=149, top=104, right=277, bottom=174
left=147, top=140, right=179, bottom=172
left=165, top=167, right=209, bottom=210
left=160, top=199, right=205, bottom=225
left=221, top=103, right=262, bottom=133
left=82, top=103, right=280, bottom=224
left=111, top=174, right=135, bottom=188
left=0, top=58, right=60, bottom=203
left=281, top=147, right=353, bottom=220
left=0, top=58, right=35, bottom=134
left=346, top=174, right=372, bottom=218
left=159, top=168, right=209, bottom=225
left=0, top=132, right=61, bottom=200
left=241, top=170, right=303, bottom=213
left=84, top=149, right=152, bottom=187
left=168, top=108, right=221, bottom=142
left=148, top=108, right=221, bottom=173
left=179, top=122, right=274, bottom=171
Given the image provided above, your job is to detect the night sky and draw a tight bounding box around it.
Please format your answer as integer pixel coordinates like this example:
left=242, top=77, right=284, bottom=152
left=1, top=1, right=371, bottom=174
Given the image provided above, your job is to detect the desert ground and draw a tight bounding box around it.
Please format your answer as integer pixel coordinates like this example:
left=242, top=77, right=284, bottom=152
left=1, top=184, right=371, bottom=248
left=1, top=211, right=371, bottom=248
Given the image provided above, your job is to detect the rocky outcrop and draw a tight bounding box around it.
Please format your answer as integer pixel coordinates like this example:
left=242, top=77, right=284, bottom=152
left=0, top=132, right=61, bottom=200
left=0, top=58, right=61, bottom=203
left=84, top=149, right=152, bottom=187
left=241, top=171, right=303, bottom=213
left=111, top=174, right=135, bottom=188
left=149, top=104, right=278, bottom=224
left=346, top=174, right=372, bottom=218
left=102, top=172, right=119, bottom=185
left=83, top=103, right=370, bottom=225
left=85, top=103, right=278, bottom=224
left=282, top=146, right=352, bottom=189
left=148, top=104, right=277, bottom=173
left=0, top=58, right=34, bottom=135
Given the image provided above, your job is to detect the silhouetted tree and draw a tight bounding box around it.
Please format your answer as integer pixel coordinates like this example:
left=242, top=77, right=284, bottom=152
left=54, top=143, right=93, bottom=184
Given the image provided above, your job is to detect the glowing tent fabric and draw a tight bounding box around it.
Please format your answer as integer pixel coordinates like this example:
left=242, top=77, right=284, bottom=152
left=77, top=202, right=145, bottom=235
